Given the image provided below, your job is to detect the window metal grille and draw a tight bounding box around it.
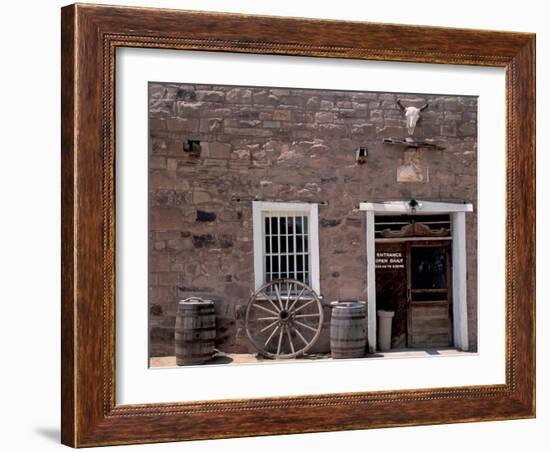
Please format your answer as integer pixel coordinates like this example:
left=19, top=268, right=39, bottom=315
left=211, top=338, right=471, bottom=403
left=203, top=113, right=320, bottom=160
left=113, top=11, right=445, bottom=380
left=263, top=214, right=310, bottom=287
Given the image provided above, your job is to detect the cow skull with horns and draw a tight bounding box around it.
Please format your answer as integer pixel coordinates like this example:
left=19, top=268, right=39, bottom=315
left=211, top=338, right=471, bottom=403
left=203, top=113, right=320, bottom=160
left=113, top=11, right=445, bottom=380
left=397, top=100, right=429, bottom=135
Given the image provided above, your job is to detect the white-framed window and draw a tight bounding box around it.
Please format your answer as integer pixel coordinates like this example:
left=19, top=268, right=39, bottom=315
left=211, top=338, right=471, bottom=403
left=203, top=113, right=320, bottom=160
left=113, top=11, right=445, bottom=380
left=252, top=201, right=320, bottom=294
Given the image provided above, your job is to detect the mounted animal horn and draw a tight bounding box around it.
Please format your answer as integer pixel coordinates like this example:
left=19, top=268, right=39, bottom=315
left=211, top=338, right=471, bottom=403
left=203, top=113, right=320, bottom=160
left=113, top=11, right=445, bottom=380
left=396, top=99, right=429, bottom=135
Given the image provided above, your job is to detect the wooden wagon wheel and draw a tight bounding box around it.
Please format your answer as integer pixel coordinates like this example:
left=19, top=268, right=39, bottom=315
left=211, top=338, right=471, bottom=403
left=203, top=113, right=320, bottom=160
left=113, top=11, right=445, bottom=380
left=245, top=279, right=324, bottom=359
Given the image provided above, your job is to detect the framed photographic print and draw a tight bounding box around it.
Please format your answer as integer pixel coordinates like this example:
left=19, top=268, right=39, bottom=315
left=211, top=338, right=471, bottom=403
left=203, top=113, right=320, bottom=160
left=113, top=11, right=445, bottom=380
left=61, top=3, right=536, bottom=447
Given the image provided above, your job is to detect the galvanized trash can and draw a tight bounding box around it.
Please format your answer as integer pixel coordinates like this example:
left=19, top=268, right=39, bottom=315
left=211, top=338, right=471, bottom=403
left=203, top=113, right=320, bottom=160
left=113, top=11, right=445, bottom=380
left=330, top=301, right=368, bottom=359
left=175, top=297, right=216, bottom=365
left=377, top=310, right=395, bottom=352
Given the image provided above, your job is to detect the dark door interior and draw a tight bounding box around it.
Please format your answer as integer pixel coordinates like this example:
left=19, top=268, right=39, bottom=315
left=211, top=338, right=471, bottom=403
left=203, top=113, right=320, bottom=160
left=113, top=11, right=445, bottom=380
left=374, top=243, right=408, bottom=348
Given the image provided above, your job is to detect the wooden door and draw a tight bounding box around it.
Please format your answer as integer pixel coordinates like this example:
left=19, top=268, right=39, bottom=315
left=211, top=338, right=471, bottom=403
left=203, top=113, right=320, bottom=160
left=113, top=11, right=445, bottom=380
left=406, top=241, right=453, bottom=348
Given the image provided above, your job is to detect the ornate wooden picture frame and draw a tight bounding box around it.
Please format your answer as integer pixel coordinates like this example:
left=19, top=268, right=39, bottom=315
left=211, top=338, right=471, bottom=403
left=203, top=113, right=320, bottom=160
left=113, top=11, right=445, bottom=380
left=61, top=3, right=535, bottom=447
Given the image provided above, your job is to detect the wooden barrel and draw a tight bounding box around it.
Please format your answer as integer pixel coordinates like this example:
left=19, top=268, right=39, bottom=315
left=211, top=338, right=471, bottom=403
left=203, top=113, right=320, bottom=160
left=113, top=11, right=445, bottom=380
left=175, top=297, right=216, bottom=365
left=330, top=301, right=368, bottom=359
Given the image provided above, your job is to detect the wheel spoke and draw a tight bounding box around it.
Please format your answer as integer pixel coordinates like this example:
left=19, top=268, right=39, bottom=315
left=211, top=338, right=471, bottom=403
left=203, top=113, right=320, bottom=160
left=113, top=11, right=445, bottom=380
left=256, top=316, right=279, bottom=321
left=260, top=291, right=281, bottom=313
left=294, top=319, right=318, bottom=333
left=287, top=286, right=306, bottom=313
left=293, top=327, right=309, bottom=345
left=252, top=303, right=278, bottom=316
left=274, top=284, right=284, bottom=311
left=293, top=298, right=316, bottom=314
left=276, top=327, right=284, bottom=356
left=294, top=313, right=321, bottom=318
left=260, top=319, right=280, bottom=333
left=286, top=326, right=295, bottom=354
left=263, top=324, right=280, bottom=347
left=284, top=282, right=292, bottom=310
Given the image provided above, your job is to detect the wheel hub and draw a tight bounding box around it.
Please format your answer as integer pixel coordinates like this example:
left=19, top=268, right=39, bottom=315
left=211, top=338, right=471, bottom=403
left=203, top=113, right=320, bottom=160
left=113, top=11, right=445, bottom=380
left=278, top=310, right=290, bottom=322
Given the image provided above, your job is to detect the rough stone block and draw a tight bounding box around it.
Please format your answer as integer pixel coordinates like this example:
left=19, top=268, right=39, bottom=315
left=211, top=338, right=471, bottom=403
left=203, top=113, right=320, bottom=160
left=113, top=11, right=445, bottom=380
left=150, top=207, right=183, bottom=231
left=337, top=109, right=365, bottom=119
left=369, top=109, right=384, bottom=123
left=272, top=110, right=292, bottom=121
left=318, top=123, right=347, bottom=137
left=200, top=118, right=223, bottom=134
left=159, top=272, right=180, bottom=286
left=176, top=101, right=205, bottom=117
left=320, top=218, right=342, bottom=227
left=377, top=125, right=406, bottom=137
left=379, top=93, right=396, bottom=102
left=224, top=127, right=272, bottom=137
left=192, top=190, right=212, bottom=204
left=306, top=97, right=320, bottom=108
left=149, top=326, right=174, bottom=343
left=226, top=88, right=252, bottom=103
left=150, top=254, right=171, bottom=272
left=440, top=124, right=457, bottom=136
left=150, top=118, right=167, bottom=131
left=351, top=123, right=375, bottom=136
left=263, top=120, right=281, bottom=128
left=195, top=90, right=225, bottom=102
left=204, top=142, right=231, bottom=158
left=150, top=156, right=166, bottom=169
left=315, top=111, right=336, bottom=123
left=166, top=117, right=199, bottom=132
left=458, top=122, right=477, bottom=137
left=251, top=90, right=280, bottom=104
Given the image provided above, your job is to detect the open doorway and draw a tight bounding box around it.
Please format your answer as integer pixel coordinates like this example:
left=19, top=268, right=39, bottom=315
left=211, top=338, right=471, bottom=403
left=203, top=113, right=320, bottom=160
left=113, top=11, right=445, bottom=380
left=362, top=200, right=473, bottom=352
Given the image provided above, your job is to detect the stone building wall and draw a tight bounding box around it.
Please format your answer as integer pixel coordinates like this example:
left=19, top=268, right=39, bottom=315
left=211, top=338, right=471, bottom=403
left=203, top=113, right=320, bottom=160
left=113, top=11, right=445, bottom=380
left=148, top=82, right=478, bottom=357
